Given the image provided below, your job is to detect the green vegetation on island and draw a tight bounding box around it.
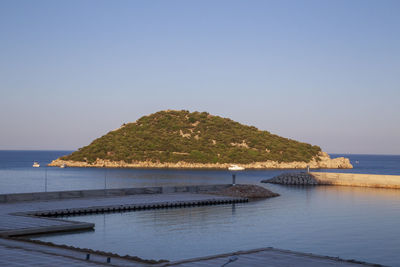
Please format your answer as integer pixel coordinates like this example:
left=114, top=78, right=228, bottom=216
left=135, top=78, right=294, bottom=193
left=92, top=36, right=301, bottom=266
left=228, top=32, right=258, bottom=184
left=61, top=110, right=321, bottom=164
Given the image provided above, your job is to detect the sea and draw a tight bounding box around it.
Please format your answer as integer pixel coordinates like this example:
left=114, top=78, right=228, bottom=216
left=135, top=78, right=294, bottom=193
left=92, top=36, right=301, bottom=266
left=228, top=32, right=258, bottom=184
left=1, top=151, right=400, bottom=266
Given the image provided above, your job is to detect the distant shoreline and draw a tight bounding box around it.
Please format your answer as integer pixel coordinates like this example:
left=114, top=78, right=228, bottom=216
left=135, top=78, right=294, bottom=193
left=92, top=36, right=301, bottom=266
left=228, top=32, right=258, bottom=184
left=48, top=154, right=353, bottom=170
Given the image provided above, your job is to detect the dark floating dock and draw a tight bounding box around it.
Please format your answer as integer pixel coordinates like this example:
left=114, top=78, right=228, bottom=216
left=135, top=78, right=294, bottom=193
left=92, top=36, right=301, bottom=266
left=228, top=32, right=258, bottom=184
left=0, top=185, right=247, bottom=237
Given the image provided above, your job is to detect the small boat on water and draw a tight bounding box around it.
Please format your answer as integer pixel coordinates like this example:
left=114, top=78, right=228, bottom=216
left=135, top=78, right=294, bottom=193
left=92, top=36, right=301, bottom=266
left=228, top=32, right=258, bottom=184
left=32, top=162, right=40, bottom=168
left=60, top=164, right=67, bottom=168
left=228, top=165, right=245, bottom=171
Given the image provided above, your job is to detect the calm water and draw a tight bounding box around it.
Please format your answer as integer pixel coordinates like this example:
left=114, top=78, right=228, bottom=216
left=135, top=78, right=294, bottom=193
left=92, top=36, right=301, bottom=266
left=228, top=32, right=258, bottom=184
left=2, top=151, right=400, bottom=265
left=33, top=186, right=400, bottom=266
left=0, top=151, right=399, bottom=194
left=0, top=150, right=275, bottom=193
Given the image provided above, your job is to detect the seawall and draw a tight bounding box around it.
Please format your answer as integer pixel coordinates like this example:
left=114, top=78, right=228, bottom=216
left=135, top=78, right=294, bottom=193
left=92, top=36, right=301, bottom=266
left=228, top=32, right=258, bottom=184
left=263, top=172, right=400, bottom=189
left=311, top=172, right=400, bottom=189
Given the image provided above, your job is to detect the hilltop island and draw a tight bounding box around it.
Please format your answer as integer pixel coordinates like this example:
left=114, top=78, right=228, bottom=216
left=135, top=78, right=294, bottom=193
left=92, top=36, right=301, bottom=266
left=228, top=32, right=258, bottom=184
left=49, top=110, right=352, bottom=169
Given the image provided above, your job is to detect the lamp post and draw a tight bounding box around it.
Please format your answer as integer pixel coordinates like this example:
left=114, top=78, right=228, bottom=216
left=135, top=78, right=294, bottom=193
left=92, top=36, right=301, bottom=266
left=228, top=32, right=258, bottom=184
left=45, top=166, right=48, bottom=192
left=228, top=165, right=245, bottom=186
left=104, top=168, right=107, bottom=190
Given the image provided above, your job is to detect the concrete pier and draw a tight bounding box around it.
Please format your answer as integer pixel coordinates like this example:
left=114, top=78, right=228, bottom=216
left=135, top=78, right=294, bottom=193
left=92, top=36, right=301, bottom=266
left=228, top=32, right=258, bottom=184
left=311, top=172, right=400, bottom=189
left=263, top=172, right=400, bottom=189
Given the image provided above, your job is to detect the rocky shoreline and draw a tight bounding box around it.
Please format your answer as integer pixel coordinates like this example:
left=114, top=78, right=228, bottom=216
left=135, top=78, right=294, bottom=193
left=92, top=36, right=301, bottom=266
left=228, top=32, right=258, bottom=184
left=48, top=152, right=352, bottom=169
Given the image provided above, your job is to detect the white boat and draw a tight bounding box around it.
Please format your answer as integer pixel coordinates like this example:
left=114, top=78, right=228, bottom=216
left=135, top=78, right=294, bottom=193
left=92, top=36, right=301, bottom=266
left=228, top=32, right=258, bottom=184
left=60, top=164, right=67, bottom=168
left=228, top=165, right=245, bottom=171
left=32, top=162, right=40, bottom=168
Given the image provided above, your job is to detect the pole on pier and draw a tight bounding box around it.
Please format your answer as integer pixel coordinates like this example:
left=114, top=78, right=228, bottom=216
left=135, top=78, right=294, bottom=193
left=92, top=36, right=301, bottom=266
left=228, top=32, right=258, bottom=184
left=232, top=174, right=236, bottom=186
left=104, top=168, right=107, bottom=190
left=45, top=167, right=48, bottom=192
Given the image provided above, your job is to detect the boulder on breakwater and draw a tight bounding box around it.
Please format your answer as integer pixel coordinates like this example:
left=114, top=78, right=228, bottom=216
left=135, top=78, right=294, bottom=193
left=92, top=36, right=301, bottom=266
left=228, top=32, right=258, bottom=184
left=261, top=172, right=320, bottom=185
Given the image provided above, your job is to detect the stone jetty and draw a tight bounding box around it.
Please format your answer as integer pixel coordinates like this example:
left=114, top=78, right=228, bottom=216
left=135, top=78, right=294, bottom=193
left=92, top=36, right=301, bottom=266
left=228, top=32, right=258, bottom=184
left=262, top=172, right=400, bottom=189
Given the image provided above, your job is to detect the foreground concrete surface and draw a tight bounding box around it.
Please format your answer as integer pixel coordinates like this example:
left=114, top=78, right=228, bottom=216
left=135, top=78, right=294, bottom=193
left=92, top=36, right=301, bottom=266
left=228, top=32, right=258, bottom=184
left=0, top=238, right=381, bottom=267
left=0, top=238, right=112, bottom=266
left=164, top=247, right=381, bottom=267
left=312, top=172, right=400, bottom=189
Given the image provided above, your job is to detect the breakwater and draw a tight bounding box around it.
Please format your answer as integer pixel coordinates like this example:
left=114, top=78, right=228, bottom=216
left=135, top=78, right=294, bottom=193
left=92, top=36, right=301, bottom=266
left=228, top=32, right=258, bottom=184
left=311, top=172, right=400, bottom=189
left=262, top=172, right=400, bottom=189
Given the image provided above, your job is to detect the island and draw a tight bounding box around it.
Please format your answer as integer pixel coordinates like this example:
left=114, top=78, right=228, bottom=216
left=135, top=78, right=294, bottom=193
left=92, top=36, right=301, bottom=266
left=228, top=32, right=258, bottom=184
left=49, top=110, right=352, bottom=169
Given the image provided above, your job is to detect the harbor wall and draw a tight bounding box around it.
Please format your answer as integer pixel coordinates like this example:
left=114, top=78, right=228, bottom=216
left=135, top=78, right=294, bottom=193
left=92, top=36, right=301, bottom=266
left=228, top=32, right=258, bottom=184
left=0, top=184, right=231, bottom=204
left=311, top=172, right=400, bottom=189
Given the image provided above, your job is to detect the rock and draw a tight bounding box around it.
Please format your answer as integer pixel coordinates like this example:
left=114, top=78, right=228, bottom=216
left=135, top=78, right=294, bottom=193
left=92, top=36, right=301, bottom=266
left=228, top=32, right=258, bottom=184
left=261, top=172, right=320, bottom=185
left=212, top=184, right=279, bottom=199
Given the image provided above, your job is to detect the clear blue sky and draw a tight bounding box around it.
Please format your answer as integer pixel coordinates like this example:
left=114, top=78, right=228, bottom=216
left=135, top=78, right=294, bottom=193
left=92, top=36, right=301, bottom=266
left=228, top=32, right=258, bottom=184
left=1, top=0, right=399, bottom=154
